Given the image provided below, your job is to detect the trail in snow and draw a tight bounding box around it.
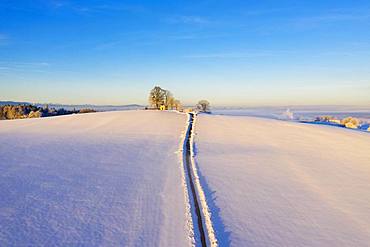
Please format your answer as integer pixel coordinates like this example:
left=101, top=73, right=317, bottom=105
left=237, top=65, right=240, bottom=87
left=182, top=113, right=218, bottom=247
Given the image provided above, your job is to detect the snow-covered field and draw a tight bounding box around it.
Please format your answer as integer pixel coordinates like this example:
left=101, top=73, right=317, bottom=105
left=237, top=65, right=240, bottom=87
left=1, top=110, right=370, bottom=247
left=194, top=114, right=370, bottom=246
left=0, top=111, right=191, bottom=246
left=212, top=106, right=370, bottom=122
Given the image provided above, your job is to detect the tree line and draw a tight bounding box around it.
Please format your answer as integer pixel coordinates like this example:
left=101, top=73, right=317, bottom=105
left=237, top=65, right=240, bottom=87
left=0, top=104, right=96, bottom=120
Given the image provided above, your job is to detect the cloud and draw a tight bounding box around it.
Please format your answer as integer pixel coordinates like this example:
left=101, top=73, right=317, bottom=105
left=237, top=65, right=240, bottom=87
left=292, top=9, right=370, bottom=29
left=169, top=33, right=227, bottom=40
left=93, top=30, right=228, bottom=50
left=300, top=13, right=370, bottom=23
left=95, top=40, right=123, bottom=50
left=48, top=2, right=147, bottom=15
left=183, top=50, right=290, bottom=59
left=1, top=62, right=50, bottom=67
left=95, top=4, right=147, bottom=14
left=0, top=34, right=9, bottom=46
left=183, top=49, right=368, bottom=60
left=49, top=0, right=68, bottom=9
left=166, top=15, right=212, bottom=25
left=0, top=61, right=50, bottom=73
left=243, top=8, right=293, bottom=17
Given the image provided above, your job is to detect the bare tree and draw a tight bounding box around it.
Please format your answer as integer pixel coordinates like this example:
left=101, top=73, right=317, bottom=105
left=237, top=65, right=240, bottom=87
left=164, top=90, right=174, bottom=110
left=167, top=96, right=176, bottom=110
left=173, top=99, right=182, bottom=111
left=196, top=100, right=211, bottom=113
left=149, top=86, right=166, bottom=109
left=148, top=86, right=183, bottom=111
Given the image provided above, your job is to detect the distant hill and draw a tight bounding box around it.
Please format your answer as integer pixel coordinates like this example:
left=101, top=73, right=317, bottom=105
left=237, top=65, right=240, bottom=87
left=0, top=101, right=31, bottom=106
left=0, top=101, right=144, bottom=111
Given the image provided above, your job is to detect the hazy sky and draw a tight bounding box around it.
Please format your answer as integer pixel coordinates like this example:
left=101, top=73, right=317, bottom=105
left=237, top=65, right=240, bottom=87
left=1, top=0, right=370, bottom=106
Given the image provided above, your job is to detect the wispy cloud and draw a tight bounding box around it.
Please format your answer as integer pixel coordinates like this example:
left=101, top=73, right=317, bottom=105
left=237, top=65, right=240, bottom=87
left=169, top=33, right=228, bottom=40
left=49, top=1, right=147, bottom=15
left=93, top=30, right=228, bottom=50
left=95, top=40, right=123, bottom=50
left=0, top=61, right=50, bottom=73
left=243, top=8, right=293, bottom=17
left=183, top=50, right=291, bottom=59
left=0, top=61, right=50, bottom=67
left=182, top=49, right=366, bottom=60
left=299, top=13, right=370, bottom=24
left=166, top=15, right=212, bottom=25
left=0, top=34, right=9, bottom=46
left=49, top=0, right=68, bottom=9
left=94, top=4, right=147, bottom=14
left=292, top=9, right=370, bottom=29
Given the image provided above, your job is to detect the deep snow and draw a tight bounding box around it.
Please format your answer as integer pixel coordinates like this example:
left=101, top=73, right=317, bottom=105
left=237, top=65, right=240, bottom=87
left=0, top=111, right=191, bottom=246
left=194, top=114, right=370, bottom=247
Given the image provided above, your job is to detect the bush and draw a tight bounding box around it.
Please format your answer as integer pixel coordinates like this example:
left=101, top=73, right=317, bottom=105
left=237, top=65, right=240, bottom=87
left=79, top=108, right=96, bottom=114
left=341, top=117, right=360, bottom=127
left=28, top=111, right=43, bottom=118
left=315, top=116, right=335, bottom=122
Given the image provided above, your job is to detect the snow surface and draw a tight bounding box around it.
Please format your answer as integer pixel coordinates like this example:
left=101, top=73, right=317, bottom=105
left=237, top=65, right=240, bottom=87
left=212, top=106, right=370, bottom=122
left=2, top=110, right=370, bottom=247
left=0, top=111, right=192, bottom=246
left=194, top=114, right=370, bottom=247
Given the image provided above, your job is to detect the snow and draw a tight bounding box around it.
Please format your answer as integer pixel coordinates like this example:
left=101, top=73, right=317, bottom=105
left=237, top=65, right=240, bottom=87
left=0, top=110, right=192, bottom=246
left=193, top=114, right=370, bottom=247
left=212, top=106, right=370, bottom=122
left=188, top=115, right=217, bottom=246
left=2, top=110, right=370, bottom=246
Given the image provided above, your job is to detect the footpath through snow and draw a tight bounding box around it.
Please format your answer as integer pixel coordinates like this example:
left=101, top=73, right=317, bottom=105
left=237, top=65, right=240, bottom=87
left=182, top=113, right=217, bottom=247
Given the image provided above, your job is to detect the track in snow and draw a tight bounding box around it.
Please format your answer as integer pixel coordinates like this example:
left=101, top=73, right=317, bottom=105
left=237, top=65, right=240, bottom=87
left=185, top=113, right=207, bottom=247
left=183, top=113, right=217, bottom=247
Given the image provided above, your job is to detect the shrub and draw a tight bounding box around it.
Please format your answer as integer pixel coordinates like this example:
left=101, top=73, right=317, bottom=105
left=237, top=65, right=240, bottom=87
left=341, top=117, right=360, bottom=127
left=79, top=108, right=96, bottom=114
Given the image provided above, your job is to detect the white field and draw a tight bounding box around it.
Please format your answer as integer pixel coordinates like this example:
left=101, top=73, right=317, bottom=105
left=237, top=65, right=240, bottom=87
left=194, top=114, right=370, bottom=247
left=0, top=111, right=191, bottom=246
left=1, top=111, right=370, bottom=246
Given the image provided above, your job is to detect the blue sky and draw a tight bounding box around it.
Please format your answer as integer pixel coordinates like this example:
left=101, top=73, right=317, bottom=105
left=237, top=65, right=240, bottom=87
left=0, top=0, right=370, bottom=106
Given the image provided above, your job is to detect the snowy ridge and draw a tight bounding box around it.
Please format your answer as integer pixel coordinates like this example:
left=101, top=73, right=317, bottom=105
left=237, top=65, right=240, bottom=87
left=189, top=114, right=218, bottom=247
left=178, top=113, right=196, bottom=247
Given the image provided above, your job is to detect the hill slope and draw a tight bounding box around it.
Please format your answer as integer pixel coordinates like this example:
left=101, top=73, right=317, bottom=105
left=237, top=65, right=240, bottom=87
left=1, top=111, right=370, bottom=246
left=194, top=114, right=370, bottom=247
left=0, top=110, right=190, bottom=246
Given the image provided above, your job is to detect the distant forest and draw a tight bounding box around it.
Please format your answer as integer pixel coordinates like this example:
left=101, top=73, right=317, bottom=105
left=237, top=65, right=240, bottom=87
left=0, top=104, right=96, bottom=120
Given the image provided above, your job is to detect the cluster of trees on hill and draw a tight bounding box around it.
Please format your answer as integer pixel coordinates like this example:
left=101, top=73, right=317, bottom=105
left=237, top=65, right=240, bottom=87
left=0, top=104, right=96, bottom=120
left=148, top=86, right=182, bottom=110
left=148, top=86, right=211, bottom=113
